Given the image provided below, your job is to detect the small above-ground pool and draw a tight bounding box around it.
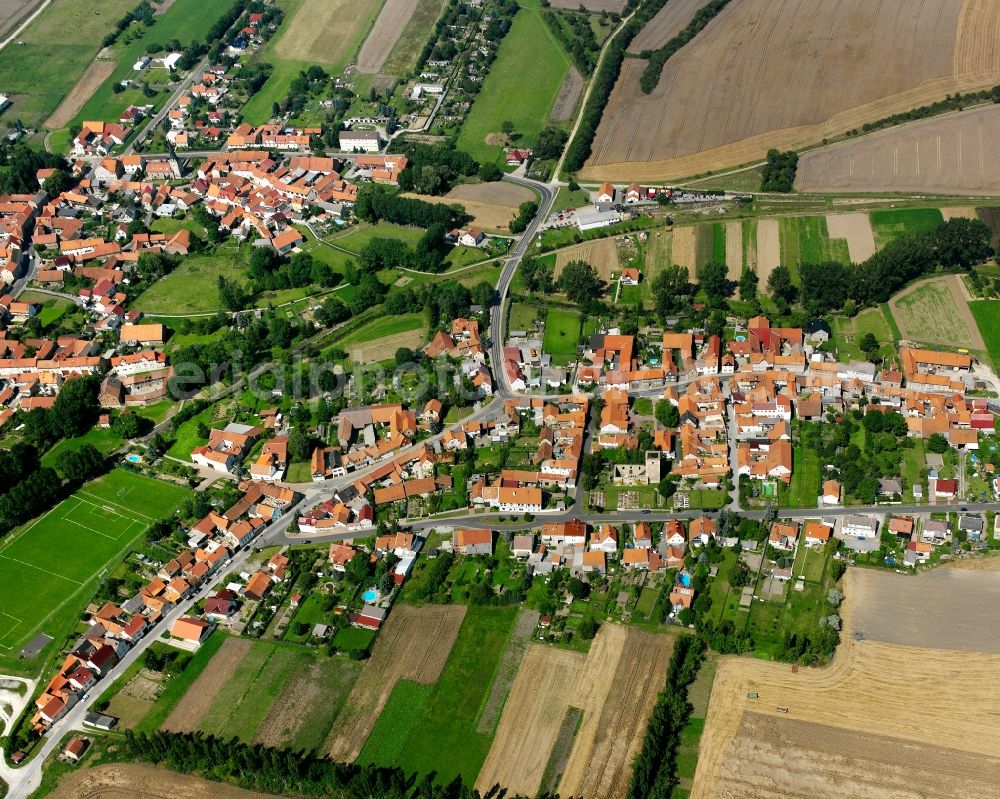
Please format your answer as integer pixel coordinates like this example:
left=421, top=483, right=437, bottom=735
left=362, top=588, right=381, bottom=603
left=735, top=335, right=747, bottom=342
left=126, top=454, right=143, bottom=464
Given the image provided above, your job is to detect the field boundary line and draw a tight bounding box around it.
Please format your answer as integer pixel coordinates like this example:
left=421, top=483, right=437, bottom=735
left=75, top=489, right=157, bottom=521
left=0, top=499, right=66, bottom=555
left=0, top=553, right=84, bottom=585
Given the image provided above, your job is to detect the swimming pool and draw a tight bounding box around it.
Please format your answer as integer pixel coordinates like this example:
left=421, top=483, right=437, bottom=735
left=680, top=572, right=692, bottom=587
left=126, top=454, right=142, bottom=464
left=362, top=588, right=380, bottom=603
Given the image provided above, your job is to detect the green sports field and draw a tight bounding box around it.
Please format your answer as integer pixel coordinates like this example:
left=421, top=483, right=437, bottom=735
left=0, top=470, right=189, bottom=664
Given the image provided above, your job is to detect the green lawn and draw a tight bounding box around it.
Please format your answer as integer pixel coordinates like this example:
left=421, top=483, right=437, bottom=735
left=509, top=301, right=543, bottom=331
left=0, top=469, right=189, bottom=671
left=134, top=243, right=248, bottom=315
left=778, top=216, right=850, bottom=269
left=332, top=222, right=426, bottom=253
left=685, top=489, right=727, bottom=510
left=542, top=307, right=581, bottom=365
left=830, top=307, right=897, bottom=362
left=65, top=0, right=233, bottom=132
left=457, top=0, right=571, bottom=162
left=970, top=301, right=1000, bottom=371
left=551, top=187, right=590, bottom=213
left=0, top=0, right=135, bottom=128
left=167, top=403, right=222, bottom=459
left=19, top=291, right=74, bottom=328
left=357, top=606, right=518, bottom=784
left=41, top=427, right=125, bottom=474
left=340, top=313, right=423, bottom=346
left=869, top=208, right=944, bottom=248
left=786, top=447, right=820, bottom=508
left=710, top=222, right=726, bottom=263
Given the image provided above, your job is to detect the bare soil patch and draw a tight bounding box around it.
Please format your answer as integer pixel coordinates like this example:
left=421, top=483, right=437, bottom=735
left=755, top=220, right=780, bottom=284
left=724, top=221, right=742, bottom=280
left=554, top=237, right=620, bottom=280
left=889, top=273, right=985, bottom=350
left=825, top=213, right=876, bottom=263
left=252, top=660, right=325, bottom=747
left=628, top=0, right=705, bottom=53
left=44, top=59, right=115, bottom=130
left=691, top=568, right=1000, bottom=798
left=49, top=763, right=282, bottom=799
left=348, top=328, right=426, bottom=363
left=583, top=0, right=1000, bottom=181
left=941, top=206, right=980, bottom=220
left=549, top=0, right=625, bottom=11
left=796, top=106, right=1000, bottom=195
left=476, top=608, right=539, bottom=734
left=403, top=190, right=518, bottom=231
left=941, top=553, right=1000, bottom=571
left=161, top=638, right=250, bottom=733
left=848, top=566, right=1000, bottom=652
left=478, top=624, right=675, bottom=798
left=327, top=604, right=466, bottom=761
left=357, top=0, right=419, bottom=74
left=447, top=181, right=535, bottom=207
left=670, top=226, right=699, bottom=271
left=549, top=66, right=583, bottom=123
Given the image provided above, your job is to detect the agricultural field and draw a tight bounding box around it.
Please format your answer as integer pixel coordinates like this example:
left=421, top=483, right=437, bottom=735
left=356, top=0, right=418, bottom=74
left=554, top=237, right=620, bottom=280
left=549, top=65, right=583, bottom=123
left=327, top=604, right=466, bottom=761
left=825, top=213, right=876, bottom=263
left=549, top=0, right=625, bottom=10
left=0, top=0, right=45, bottom=40
left=888, top=275, right=984, bottom=350
left=0, top=0, right=135, bottom=129
left=542, top=307, right=582, bottom=365
left=692, top=568, right=1000, bottom=798
left=380, top=0, right=447, bottom=76
left=777, top=216, right=850, bottom=271
left=402, top=182, right=532, bottom=233
left=796, top=106, right=1000, bottom=194
left=133, top=244, right=248, bottom=315
left=457, top=0, right=571, bottom=162
left=869, top=207, right=944, bottom=248
left=830, top=306, right=898, bottom=362
left=969, top=300, right=1000, bottom=370
left=49, top=763, right=286, bottom=799
left=627, top=0, right=704, bottom=53
left=478, top=624, right=675, bottom=798
left=162, top=638, right=362, bottom=752
left=343, top=314, right=426, bottom=362
left=755, top=219, right=781, bottom=286
left=0, top=470, right=188, bottom=670
left=242, top=0, right=383, bottom=124
left=357, top=606, right=518, bottom=784
left=581, top=0, right=1000, bottom=181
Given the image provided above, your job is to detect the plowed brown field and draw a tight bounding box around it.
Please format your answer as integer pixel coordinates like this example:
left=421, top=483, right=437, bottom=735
left=356, top=0, right=419, bottom=74
left=477, top=624, right=675, bottom=799
left=326, top=604, right=465, bottom=760
left=554, top=237, right=620, bottom=279
left=50, top=764, right=282, bottom=799
left=161, top=638, right=250, bottom=733
left=582, top=0, right=1000, bottom=181
left=691, top=568, right=1000, bottom=798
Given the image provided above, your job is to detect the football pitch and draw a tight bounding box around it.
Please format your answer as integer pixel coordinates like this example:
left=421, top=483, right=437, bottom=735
left=0, top=469, right=189, bottom=657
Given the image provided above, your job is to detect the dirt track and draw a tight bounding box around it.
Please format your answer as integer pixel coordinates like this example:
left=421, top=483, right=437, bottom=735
left=327, top=604, right=465, bottom=761
left=691, top=568, right=1000, bottom=798
left=582, top=0, right=1000, bottom=181
left=356, top=0, right=419, bottom=74
left=161, top=638, right=250, bottom=733
left=49, top=764, right=281, bottom=799
left=44, top=59, right=115, bottom=130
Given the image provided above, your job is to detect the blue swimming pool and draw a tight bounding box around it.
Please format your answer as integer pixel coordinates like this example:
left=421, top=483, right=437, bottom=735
left=126, top=454, right=142, bottom=464
left=362, top=589, right=380, bottom=602
left=680, top=572, right=692, bottom=587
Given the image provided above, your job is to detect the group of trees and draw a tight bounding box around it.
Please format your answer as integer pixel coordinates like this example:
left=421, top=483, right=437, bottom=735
left=558, top=260, right=607, bottom=306
left=0, top=145, right=68, bottom=195
left=627, top=636, right=706, bottom=799
left=247, top=248, right=341, bottom=293
left=101, top=0, right=155, bottom=48
left=638, top=0, right=733, bottom=93
left=355, top=185, right=466, bottom=231
left=21, top=377, right=101, bottom=448
left=508, top=200, right=539, bottom=234
left=396, top=142, right=480, bottom=196
left=794, top=217, right=994, bottom=315
left=542, top=9, right=601, bottom=74
left=360, top=226, right=452, bottom=273
left=760, top=149, right=799, bottom=192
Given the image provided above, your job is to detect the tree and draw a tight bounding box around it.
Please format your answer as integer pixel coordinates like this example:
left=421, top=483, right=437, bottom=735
left=767, top=265, right=797, bottom=309
left=927, top=432, right=950, bottom=454
left=566, top=577, right=590, bottom=599
left=346, top=551, right=372, bottom=583
left=739, top=267, right=758, bottom=301
left=651, top=264, right=692, bottom=321
left=578, top=616, right=598, bottom=639
left=760, top=149, right=799, bottom=192
left=697, top=261, right=730, bottom=304
left=288, top=428, right=310, bottom=461
left=111, top=413, right=152, bottom=439
left=558, top=260, right=606, bottom=304
left=394, top=347, right=414, bottom=366
left=478, top=162, right=503, bottom=182
left=57, top=444, right=105, bottom=483
left=859, top=332, right=879, bottom=356
left=655, top=399, right=679, bottom=428
left=315, top=296, right=351, bottom=327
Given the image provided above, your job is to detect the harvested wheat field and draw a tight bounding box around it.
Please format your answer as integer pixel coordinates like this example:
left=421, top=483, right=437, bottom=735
left=628, top=0, right=705, bottom=54
left=549, top=0, right=625, bottom=11
left=327, top=604, right=465, bottom=761
left=825, top=213, right=876, bottom=263
left=724, top=221, right=742, bottom=280
left=691, top=568, right=1000, bottom=799
left=348, top=328, right=427, bottom=364
left=583, top=0, right=1000, bottom=181
left=478, top=625, right=676, bottom=798
left=402, top=192, right=516, bottom=231
left=275, top=0, right=381, bottom=67
left=941, top=206, right=980, bottom=220
left=44, top=59, right=115, bottom=129
left=161, top=638, right=250, bottom=733
left=49, top=764, right=281, bottom=799
left=796, top=106, right=1000, bottom=195
left=356, top=0, right=419, bottom=74
left=447, top=181, right=536, bottom=207
left=554, top=237, right=620, bottom=280
left=550, top=66, right=584, bottom=123
left=889, top=274, right=985, bottom=350
left=670, top=225, right=709, bottom=272
left=942, top=553, right=1000, bottom=571
left=755, top=220, right=780, bottom=284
